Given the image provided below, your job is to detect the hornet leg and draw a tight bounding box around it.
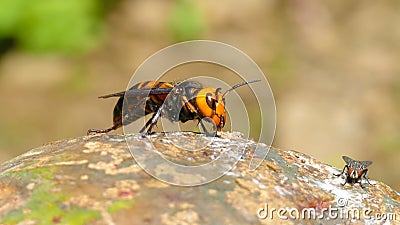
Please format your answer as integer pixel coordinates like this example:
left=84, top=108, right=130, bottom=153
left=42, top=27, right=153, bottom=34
left=87, top=120, right=122, bottom=135
left=197, top=118, right=218, bottom=137
left=181, top=96, right=217, bottom=136
left=139, top=115, right=155, bottom=134
left=141, top=105, right=164, bottom=137
left=181, top=96, right=198, bottom=114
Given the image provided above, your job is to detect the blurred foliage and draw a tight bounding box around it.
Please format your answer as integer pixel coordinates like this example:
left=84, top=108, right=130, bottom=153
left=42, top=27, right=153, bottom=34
left=62, top=67, right=91, bottom=94
left=169, top=0, right=205, bottom=42
left=0, top=0, right=116, bottom=55
left=381, top=134, right=400, bottom=154
left=266, top=51, right=293, bottom=90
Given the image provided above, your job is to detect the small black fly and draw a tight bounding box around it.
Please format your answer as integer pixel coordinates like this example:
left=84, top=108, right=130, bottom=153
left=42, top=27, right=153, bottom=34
left=334, top=156, right=374, bottom=188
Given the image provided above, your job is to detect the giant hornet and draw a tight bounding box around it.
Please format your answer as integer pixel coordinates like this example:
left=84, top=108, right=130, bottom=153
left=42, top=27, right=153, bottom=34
left=87, top=79, right=260, bottom=136
left=334, top=155, right=374, bottom=188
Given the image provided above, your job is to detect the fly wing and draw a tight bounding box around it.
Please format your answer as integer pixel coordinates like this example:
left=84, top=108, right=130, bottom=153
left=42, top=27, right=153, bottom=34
left=361, top=160, right=373, bottom=167
left=342, top=156, right=354, bottom=164
left=99, top=88, right=173, bottom=99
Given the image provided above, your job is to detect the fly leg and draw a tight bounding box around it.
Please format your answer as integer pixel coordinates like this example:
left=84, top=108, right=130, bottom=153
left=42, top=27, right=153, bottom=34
left=334, top=165, right=348, bottom=177
left=361, top=169, right=374, bottom=186
left=334, top=165, right=348, bottom=186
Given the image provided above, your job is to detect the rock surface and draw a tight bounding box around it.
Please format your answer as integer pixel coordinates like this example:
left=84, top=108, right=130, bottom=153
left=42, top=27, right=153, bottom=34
left=0, top=132, right=399, bottom=225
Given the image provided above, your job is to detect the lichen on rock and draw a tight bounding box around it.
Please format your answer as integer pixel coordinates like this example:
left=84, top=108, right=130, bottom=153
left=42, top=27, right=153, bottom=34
left=0, top=132, right=398, bottom=225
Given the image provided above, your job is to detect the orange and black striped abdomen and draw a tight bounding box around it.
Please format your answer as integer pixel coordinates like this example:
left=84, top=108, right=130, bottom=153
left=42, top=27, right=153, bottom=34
left=132, top=81, right=173, bottom=114
left=143, top=81, right=174, bottom=106
left=117, top=81, right=174, bottom=126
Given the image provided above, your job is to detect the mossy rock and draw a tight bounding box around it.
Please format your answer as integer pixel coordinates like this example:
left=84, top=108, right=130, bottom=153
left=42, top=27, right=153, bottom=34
left=0, top=132, right=399, bottom=225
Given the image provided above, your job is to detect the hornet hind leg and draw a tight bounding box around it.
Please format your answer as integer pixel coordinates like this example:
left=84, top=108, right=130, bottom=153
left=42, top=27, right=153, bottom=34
left=87, top=120, right=122, bottom=135
left=140, top=105, right=164, bottom=137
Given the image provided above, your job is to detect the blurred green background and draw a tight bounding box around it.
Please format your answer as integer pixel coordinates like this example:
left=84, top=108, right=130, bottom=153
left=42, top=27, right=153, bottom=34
left=0, top=0, right=399, bottom=191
